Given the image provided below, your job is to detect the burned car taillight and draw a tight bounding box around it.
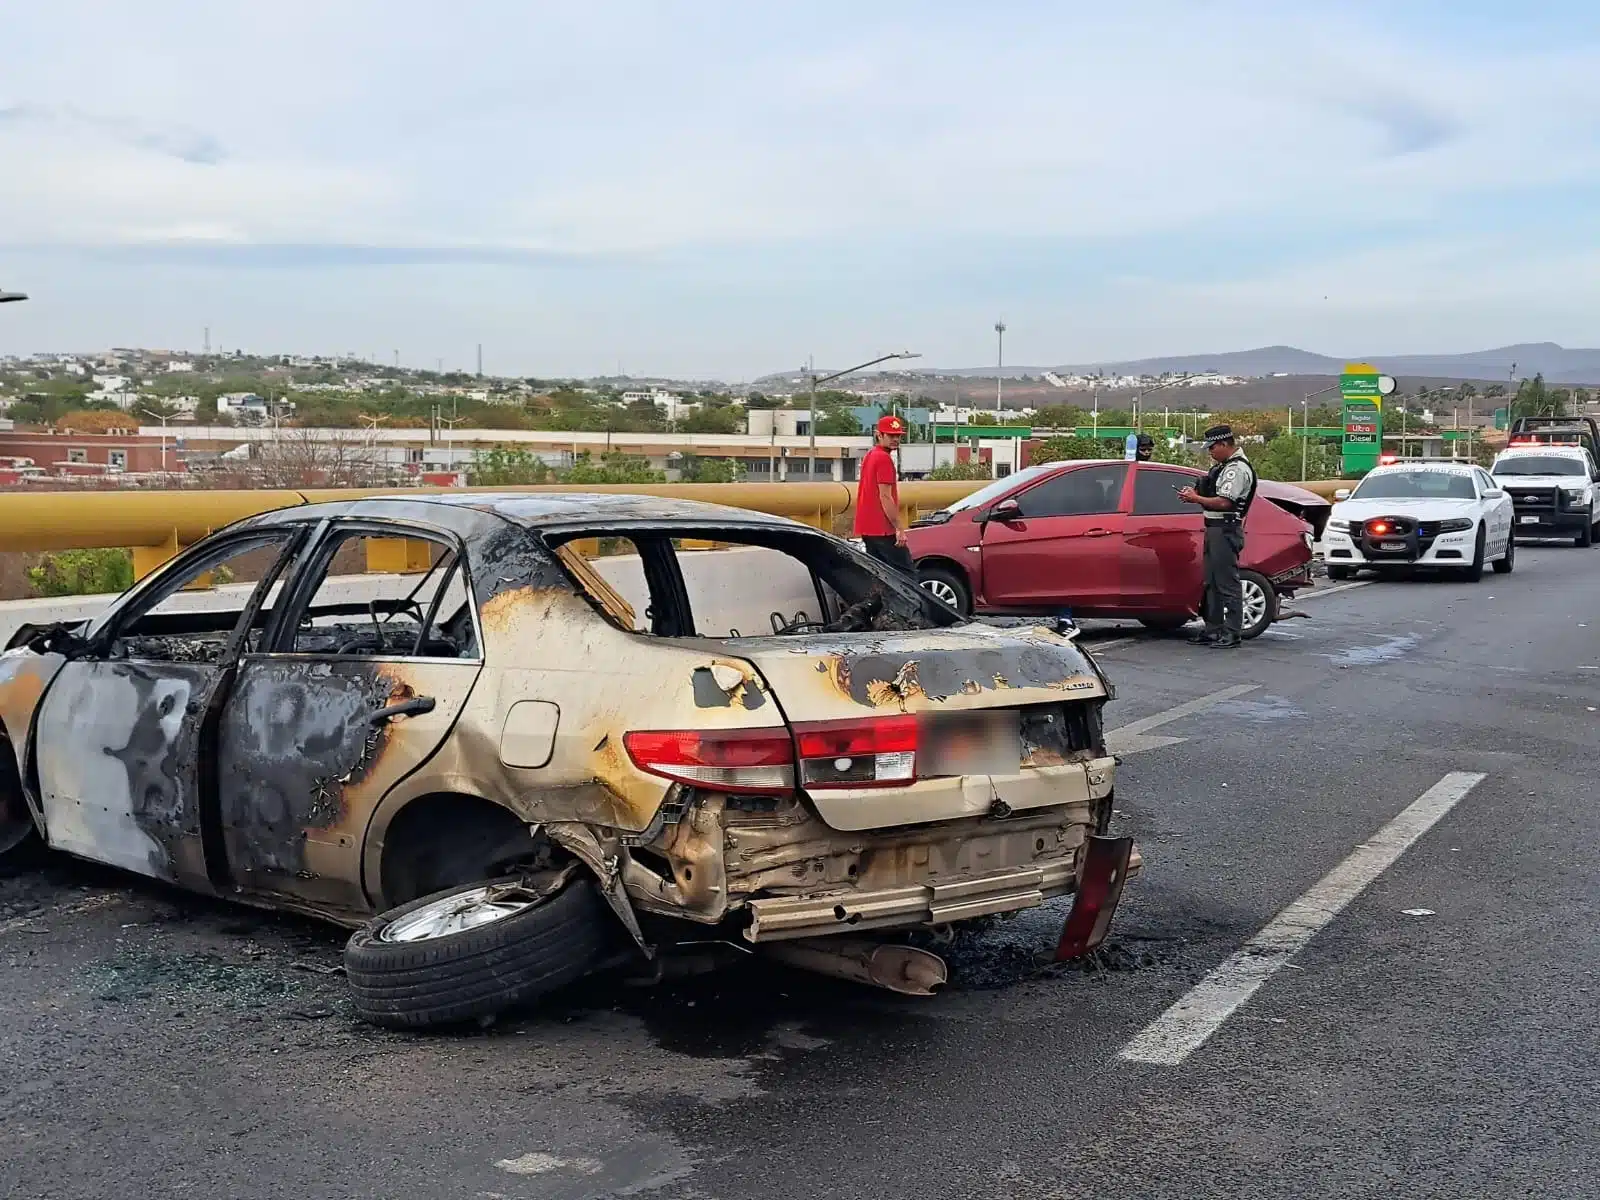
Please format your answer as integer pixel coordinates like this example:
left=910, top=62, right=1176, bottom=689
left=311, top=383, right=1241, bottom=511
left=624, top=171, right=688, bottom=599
left=623, top=728, right=796, bottom=794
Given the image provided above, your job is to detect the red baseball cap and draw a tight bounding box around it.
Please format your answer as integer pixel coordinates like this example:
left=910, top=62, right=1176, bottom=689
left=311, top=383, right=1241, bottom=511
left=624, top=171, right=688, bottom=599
left=876, top=414, right=907, bottom=436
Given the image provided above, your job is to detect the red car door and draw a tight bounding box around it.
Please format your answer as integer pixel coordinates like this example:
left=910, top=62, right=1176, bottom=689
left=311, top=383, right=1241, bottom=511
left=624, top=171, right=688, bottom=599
left=1122, top=464, right=1205, bottom=612
left=980, top=463, right=1129, bottom=608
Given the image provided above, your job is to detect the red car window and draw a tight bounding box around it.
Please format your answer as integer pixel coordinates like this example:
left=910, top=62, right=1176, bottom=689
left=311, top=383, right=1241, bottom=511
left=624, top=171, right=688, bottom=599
left=1131, top=466, right=1197, bottom=516
left=1014, top=464, right=1127, bottom=518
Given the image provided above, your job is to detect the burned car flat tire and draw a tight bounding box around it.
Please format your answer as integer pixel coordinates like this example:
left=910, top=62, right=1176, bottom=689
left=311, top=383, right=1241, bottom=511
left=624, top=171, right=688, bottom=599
left=344, top=876, right=611, bottom=1029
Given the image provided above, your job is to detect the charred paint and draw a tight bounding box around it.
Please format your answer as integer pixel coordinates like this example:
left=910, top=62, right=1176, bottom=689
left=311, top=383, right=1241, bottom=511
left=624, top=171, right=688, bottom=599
left=829, top=642, right=1094, bottom=708
left=690, top=663, right=768, bottom=710
left=217, top=661, right=403, bottom=881
left=469, top=524, right=572, bottom=611
left=32, top=660, right=217, bottom=883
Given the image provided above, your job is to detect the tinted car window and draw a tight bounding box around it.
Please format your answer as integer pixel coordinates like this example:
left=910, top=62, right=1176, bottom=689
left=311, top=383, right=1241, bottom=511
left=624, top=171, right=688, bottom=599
left=1351, top=470, right=1476, bottom=501
left=1015, top=464, right=1127, bottom=517
left=1493, top=456, right=1587, bottom=477
left=1132, top=466, right=1196, bottom=516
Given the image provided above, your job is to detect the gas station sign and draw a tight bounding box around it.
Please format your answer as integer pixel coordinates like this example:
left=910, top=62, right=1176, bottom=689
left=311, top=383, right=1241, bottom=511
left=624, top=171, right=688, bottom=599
left=1341, top=363, right=1395, bottom=476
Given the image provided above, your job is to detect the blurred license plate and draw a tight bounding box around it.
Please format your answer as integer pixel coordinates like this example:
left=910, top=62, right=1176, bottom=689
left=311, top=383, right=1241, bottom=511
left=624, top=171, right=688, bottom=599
left=1380, top=540, right=1406, bottom=551
left=1520, top=515, right=1540, bottom=525
left=918, top=710, right=1022, bottom=778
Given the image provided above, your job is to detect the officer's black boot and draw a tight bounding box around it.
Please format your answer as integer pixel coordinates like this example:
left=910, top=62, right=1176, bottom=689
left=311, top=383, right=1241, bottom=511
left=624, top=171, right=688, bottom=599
left=1210, top=630, right=1241, bottom=649
left=1188, top=627, right=1221, bottom=645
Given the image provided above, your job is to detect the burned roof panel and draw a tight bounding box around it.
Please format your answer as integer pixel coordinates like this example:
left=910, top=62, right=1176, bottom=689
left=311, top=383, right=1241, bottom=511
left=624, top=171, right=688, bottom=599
left=244, top=491, right=810, bottom=533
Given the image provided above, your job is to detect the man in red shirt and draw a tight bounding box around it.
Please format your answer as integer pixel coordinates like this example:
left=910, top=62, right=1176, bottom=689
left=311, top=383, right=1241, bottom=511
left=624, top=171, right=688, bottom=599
left=854, top=414, right=913, bottom=573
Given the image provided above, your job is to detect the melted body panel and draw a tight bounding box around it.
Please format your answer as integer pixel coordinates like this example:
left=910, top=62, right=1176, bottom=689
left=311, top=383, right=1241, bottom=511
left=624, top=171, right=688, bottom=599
left=218, top=657, right=481, bottom=912
left=33, top=659, right=216, bottom=885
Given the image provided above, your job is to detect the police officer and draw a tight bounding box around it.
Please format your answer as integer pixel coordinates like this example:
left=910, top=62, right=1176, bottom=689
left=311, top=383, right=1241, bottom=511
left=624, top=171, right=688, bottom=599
left=1177, top=424, right=1258, bottom=648
left=1134, top=432, right=1154, bottom=462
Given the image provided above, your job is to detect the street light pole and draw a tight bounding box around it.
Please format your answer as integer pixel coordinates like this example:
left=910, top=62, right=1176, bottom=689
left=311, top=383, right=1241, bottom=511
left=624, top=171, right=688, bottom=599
left=137, top=408, right=171, bottom=474
left=806, top=350, right=922, bottom=479
left=994, top=320, right=1006, bottom=414
left=1305, top=382, right=1344, bottom=483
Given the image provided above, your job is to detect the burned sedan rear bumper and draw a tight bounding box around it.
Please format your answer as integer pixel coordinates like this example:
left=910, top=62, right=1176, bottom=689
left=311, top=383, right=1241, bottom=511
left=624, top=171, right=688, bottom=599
left=744, top=840, right=1142, bottom=942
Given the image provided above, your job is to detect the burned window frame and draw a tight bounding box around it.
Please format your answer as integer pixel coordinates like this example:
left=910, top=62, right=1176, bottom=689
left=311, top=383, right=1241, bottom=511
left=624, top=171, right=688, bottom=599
left=541, top=522, right=961, bottom=639
left=84, top=526, right=309, bottom=661
left=258, top=517, right=485, bottom=664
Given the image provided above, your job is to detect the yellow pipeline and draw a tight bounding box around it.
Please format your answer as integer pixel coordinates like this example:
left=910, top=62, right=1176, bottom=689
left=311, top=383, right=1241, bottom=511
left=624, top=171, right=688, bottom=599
left=0, top=478, right=1345, bottom=561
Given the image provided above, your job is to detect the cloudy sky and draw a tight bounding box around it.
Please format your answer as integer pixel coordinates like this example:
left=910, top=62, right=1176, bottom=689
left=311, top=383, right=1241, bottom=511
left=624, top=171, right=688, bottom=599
left=2, top=1, right=1597, bottom=378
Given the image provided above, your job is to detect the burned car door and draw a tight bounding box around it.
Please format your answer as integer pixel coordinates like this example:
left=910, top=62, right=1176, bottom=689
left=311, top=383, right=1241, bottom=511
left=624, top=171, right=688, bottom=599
left=214, top=523, right=483, bottom=915
left=31, top=528, right=303, bottom=887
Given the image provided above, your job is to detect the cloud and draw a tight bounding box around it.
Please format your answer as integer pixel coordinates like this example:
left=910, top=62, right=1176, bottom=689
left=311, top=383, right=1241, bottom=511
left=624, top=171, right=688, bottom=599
left=0, top=102, right=225, bottom=164
left=0, top=1, right=1597, bottom=374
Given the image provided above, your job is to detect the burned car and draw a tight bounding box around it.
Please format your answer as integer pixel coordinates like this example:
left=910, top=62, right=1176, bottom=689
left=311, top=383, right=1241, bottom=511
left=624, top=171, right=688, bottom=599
left=0, top=494, right=1135, bottom=1027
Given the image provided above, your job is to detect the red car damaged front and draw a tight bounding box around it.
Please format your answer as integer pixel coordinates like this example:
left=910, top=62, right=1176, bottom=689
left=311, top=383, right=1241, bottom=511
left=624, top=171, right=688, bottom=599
left=906, top=459, right=1317, bottom=639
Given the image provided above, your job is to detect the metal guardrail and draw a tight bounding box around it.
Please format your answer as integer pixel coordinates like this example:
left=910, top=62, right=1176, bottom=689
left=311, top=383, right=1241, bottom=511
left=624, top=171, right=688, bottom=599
left=0, top=478, right=1344, bottom=578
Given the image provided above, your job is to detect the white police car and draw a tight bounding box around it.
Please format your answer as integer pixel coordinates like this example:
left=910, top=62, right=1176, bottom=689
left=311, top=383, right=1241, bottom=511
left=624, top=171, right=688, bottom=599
left=1322, top=460, right=1514, bottom=582
left=1490, top=444, right=1600, bottom=548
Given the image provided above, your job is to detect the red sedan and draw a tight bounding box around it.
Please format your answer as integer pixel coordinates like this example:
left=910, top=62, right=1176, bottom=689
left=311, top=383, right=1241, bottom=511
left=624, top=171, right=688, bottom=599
left=906, top=459, right=1319, bottom=639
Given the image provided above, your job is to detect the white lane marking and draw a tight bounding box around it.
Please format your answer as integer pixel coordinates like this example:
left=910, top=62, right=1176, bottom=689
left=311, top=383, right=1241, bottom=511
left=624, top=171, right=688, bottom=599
left=1105, top=684, right=1258, bottom=756
left=1305, top=580, right=1373, bottom=600
left=495, top=1153, right=603, bottom=1176
left=1087, top=636, right=1137, bottom=652
left=1117, top=770, right=1487, bottom=1066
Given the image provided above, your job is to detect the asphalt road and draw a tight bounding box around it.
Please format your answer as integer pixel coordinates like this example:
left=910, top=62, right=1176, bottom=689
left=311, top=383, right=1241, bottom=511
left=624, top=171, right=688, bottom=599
left=3, top=544, right=1598, bottom=1200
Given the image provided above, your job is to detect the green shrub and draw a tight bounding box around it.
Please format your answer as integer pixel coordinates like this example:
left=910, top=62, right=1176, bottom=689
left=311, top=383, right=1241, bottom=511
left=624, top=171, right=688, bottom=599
left=28, top=549, right=135, bottom=597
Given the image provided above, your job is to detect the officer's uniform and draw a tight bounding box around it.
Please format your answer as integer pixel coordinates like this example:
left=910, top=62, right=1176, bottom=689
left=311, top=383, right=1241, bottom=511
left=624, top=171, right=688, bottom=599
left=1192, top=427, right=1258, bottom=646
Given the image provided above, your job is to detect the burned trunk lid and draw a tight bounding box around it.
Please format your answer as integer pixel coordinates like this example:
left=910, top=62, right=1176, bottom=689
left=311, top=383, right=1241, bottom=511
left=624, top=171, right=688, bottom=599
left=680, top=623, right=1113, bottom=832
left=685, top=622, right=1107, bottom=721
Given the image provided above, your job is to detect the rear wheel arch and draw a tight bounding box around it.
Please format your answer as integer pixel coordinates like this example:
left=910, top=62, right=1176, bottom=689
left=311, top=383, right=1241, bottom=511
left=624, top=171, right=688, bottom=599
left=372, top=792, right=549, bottom=910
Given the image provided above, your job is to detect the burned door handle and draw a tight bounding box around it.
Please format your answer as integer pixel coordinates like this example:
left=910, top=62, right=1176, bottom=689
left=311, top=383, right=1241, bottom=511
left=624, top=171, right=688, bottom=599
left=369, top=696, right=436, bottom=725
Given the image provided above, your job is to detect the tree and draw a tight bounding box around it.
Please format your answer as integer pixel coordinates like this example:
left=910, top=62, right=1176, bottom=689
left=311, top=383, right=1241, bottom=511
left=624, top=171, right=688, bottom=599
left=745, top=391, right=782, bottom=410
left=1511, top=373, right=1552, bottom=421
left=244, top=427, right=386, bottom=487
left=468, top=447, right=555, bottom=485
left=678, top=407, right=743, bottom=434
left=967, top=412, right=999, bottom=426
left=4, top=399, right=50, bottom=426
left=1030, top=405, right=1085, bottom=430
left=1249, top=434, right=1340, bottom=483
left=562, top=452, right=665, bottom=484
left=678, top=455, right=744, bottom=483
left=1146, top=439, right=1203, bottom=467
left=1030, top=435, right=1115, bottom=465
left=135, top=397, right=182, bottom=419
left=814, top=411, right=865, bottom=435
left=927, top=461, right=993, bottom=480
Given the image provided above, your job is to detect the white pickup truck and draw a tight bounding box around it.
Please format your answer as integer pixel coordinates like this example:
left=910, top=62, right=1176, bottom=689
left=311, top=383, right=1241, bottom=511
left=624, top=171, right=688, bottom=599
left=1489, top=444, right=1600, bottom=547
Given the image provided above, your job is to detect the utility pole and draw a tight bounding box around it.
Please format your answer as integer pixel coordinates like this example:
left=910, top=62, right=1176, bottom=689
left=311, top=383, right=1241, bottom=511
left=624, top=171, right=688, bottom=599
left=476, top=344, right=483, bottom=378
left=204, top=325, right=211, bottom=355
left=994, top=320, right=1006, bottom=414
